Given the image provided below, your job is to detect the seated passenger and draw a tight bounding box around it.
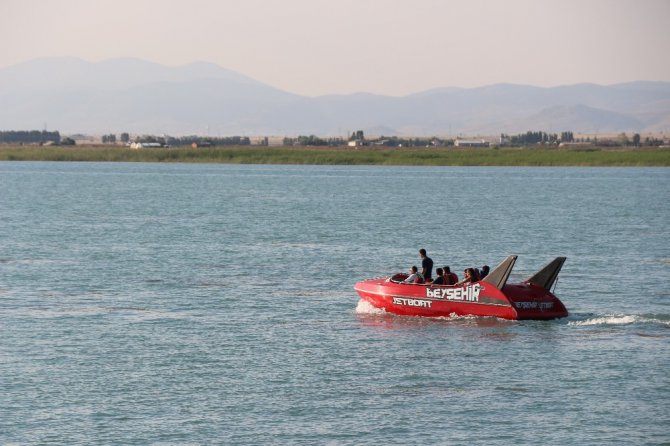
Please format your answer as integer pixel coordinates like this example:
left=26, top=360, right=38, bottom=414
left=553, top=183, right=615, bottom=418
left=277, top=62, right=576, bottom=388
left=455, top=268, right=477, bottom=286
left=432, top=268, right=445, bottom=285
left=403, top=265, right=424, bottom=284
left=443, top=266, right=458, bottom=285
left=472, top=267, right=482, bottom=281
left=480, top=265, right=490, bottom=279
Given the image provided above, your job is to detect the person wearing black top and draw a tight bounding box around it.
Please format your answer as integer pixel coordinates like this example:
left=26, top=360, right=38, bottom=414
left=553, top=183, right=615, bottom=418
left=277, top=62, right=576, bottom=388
left=419, top=248, right=433, bottom=281
left=432, top=268, right=445, bottom=285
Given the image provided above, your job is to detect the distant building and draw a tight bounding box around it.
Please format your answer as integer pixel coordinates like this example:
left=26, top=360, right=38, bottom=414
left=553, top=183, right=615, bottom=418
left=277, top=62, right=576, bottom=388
left=454, top=139, right=490, bottom=148
left=130, top=142, right=162, bottom=149
left=192, top=141, right=213, bottom=148
left=558, top=142, right=593, bottom=147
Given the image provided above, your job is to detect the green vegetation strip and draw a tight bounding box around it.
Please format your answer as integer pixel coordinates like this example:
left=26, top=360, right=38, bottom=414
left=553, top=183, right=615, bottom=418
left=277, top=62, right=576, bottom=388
left=0, top=145, right=669, bottom=166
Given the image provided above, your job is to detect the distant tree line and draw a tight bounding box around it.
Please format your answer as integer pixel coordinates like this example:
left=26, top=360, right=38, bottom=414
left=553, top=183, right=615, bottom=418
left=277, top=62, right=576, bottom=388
left=102, top=134, right=116, bottom=144
left=169, top=135, right=251, bottom=146
left=283, top=135, right=345, bottom=146
left=363, top=131, right=664, bottom=148
left=101, top=133, right=130, bottom=143
left=502, top=131, right=573, bottom=145
left=347, top=130, right=455, bottom=147
left=283, top=132, right=456, bottom=147
left=131, top=135, right=252, bottom=146
left=6, top=129, right=665, bottom=149
left=0, top=130, right=61, bottom=144
left=499, top=130, right=669, bottom=147
left=602, top=133, right=661, bottom=147
left=372, top=136, right=455, bottom=147
left=561, top=131, right=575, bottom=142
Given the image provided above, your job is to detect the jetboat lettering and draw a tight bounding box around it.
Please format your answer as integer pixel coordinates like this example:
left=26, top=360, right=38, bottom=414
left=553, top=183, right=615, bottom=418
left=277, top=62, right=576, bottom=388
left=514, top=301, right=554, bottom=310
left=392, top=297, right=432, bottom=308
left=426, top=284, right=481, bottom=302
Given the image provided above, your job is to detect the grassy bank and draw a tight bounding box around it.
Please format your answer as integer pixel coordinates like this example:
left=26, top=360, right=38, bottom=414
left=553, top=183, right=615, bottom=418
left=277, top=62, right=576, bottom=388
left=1, top=145, right=669, bottom=166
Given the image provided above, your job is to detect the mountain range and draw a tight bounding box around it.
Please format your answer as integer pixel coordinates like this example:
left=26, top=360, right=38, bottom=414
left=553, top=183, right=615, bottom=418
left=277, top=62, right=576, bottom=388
left=1, top=57, right=669, bottom=136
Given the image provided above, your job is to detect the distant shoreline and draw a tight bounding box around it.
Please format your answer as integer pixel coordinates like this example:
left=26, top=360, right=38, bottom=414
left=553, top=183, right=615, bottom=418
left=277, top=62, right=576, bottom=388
left=1, top=145, right=669, bottom=167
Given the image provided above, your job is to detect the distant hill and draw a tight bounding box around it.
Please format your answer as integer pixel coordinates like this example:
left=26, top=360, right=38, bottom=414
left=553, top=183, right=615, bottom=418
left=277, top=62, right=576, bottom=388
left=1, top=57, right=668, bottom=136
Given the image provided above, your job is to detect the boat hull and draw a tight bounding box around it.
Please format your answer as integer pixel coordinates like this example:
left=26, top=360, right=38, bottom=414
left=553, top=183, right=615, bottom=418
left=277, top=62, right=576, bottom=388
left=354, top=277, right=568, bottom=320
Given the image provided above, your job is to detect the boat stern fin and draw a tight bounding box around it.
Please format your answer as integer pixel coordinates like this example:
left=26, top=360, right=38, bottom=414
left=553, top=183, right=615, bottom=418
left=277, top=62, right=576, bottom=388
left=526, top=257, right=566, bottom=291
left=482, top=255, right=517, bottom=289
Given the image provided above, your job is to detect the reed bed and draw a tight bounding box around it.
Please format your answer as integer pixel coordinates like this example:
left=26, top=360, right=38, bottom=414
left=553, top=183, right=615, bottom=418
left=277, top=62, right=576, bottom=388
left=0, top=145, right=668, bottom=166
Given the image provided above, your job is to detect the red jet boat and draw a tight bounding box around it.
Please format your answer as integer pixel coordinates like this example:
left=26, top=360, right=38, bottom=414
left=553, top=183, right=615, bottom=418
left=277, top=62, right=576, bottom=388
left=354, top=256, right=568, bottom=320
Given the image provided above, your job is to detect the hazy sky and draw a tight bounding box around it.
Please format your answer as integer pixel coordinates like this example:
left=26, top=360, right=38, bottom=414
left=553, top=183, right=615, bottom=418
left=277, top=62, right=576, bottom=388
left=2, top=0, right=669, bottom=96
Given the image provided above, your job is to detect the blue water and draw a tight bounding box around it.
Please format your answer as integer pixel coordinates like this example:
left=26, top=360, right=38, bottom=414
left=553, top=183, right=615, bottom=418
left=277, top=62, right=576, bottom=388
left=1, top=162, right=668, bottom=445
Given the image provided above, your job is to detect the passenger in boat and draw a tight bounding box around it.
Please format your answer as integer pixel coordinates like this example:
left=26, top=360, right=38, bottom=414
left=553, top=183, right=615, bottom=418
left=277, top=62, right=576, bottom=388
left=443, top=266, right=458, bottom=285
left=419, top=249, right=433, bottom=281
left=480, top=265, right=490, bottom=279
left=455, top=268, right=477, bottom=286
left=432, top=268, right=445, bottom=285
left=472, top=267, right=481, bottom=281
left=403, top=265, right=424, bottom=284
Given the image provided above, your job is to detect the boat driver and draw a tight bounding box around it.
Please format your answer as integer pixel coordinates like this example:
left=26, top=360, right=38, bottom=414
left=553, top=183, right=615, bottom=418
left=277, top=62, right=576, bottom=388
left=403, top=265, right=424, bottom=284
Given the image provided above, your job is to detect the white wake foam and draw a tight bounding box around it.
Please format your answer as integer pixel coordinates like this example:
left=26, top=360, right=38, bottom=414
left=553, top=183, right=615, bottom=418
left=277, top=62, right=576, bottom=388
left=355, top=299, right=387, bottom=315
left=569, top=315, right=637, bottom=326
left=568, top=314, right=670, bottom=327
left=435, top=312, right=481, bottom=321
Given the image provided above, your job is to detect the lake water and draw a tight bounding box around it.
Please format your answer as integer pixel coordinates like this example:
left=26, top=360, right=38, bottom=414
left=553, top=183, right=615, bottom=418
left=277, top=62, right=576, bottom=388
left=1, top=162, right=668, bottom=445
